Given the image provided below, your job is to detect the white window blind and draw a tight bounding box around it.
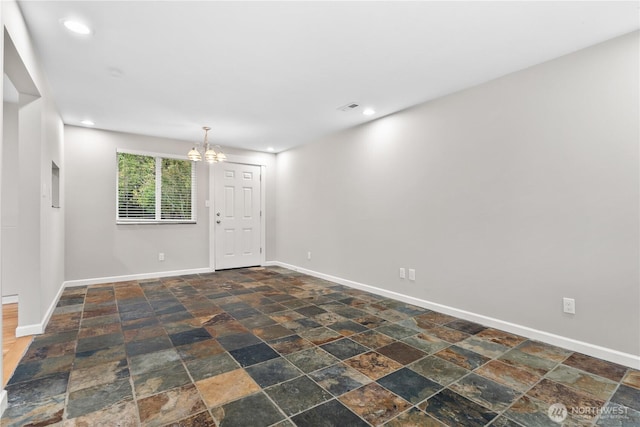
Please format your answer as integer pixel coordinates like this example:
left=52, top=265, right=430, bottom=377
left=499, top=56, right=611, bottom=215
left=117, top=151, right=196, bottom=223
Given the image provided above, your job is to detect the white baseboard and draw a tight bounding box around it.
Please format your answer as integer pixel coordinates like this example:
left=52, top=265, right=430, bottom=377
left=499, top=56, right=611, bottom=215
left=63, top=267, right=214, bottom=288
left=267, top=261, right=640, bottom=370
left=2, top=295, right=18, bottom=305
left=15, top=323, right=42, bottom=337
left=0, top=389, right=7, bottom=418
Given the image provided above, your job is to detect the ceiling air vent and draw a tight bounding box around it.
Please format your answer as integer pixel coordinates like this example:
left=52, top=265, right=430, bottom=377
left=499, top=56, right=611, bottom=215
left=337, top=102, right=360, bottom=112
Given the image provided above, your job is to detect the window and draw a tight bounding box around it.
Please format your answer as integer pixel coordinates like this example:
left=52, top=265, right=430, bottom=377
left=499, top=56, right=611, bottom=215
left=117, top=150, right=196, bottom=223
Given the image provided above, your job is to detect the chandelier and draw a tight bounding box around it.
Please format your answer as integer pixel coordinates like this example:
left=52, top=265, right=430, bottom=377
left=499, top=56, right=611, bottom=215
left=188, top=126, right=227, bottom=163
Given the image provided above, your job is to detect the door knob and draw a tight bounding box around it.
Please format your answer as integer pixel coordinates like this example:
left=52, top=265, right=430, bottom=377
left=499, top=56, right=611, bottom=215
left=216, top=212, right=221, bottom=217
left=216, top=220, right=221, bottom=224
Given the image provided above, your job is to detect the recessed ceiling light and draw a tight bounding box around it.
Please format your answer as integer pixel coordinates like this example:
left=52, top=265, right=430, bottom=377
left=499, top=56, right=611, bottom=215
left=362, top=108, right=376, bottom=116
left=62, top=19, right=92, bottom=35
left=267, top=147, right=275, bottom=152
left=80, top=120, right=95, bottom=126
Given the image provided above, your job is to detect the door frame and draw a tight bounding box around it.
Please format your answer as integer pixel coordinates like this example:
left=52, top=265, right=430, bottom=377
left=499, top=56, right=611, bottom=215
left=208, top=155, right=267, bottom=271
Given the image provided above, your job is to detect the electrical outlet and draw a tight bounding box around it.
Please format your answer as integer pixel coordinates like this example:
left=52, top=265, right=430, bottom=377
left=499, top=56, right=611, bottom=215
left=399, top=268, right=406, bottom=279
left=409, top=269, right=416, bottom=281
left=307, top=251, right=312, bottom=260
left=563, top=297, right=575, bottom=314
left=158, top=252, right=165, bottom=261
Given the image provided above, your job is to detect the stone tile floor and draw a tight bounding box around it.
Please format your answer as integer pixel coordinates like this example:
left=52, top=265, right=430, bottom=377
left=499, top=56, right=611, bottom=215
left=2, top=266, right=639, bottom=426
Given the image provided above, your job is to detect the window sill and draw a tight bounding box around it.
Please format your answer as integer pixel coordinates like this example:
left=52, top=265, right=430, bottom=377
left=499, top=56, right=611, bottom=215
left=116, top=220, right=197, bottom=225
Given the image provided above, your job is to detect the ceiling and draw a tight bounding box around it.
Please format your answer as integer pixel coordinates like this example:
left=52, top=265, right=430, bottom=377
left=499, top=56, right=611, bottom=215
left=17, top=1, right=639, bottom=153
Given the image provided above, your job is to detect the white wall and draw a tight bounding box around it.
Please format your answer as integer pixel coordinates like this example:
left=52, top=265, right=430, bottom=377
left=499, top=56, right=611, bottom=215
left=1, top=100, right=18, bottom=297
left=1, top=0, right=65, bottom=334
left=276, top=32, right=639, bottom=360
left=64, top=126, right=276, bottom=282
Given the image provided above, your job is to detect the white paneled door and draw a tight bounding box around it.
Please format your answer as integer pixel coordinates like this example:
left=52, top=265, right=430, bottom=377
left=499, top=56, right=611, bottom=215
left=214, top=162, right=262, bottom=269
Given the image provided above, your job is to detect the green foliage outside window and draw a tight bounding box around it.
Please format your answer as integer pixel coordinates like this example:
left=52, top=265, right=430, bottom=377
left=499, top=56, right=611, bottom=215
left=117, top=152, right=195, bottom=222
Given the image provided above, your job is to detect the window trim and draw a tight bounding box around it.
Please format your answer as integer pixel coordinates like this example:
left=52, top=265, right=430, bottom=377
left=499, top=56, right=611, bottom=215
left=116, top=148, right=197, bottom=225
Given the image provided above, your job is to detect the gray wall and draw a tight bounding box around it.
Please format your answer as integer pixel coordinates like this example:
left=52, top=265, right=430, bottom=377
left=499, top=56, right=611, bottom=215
left=64, top=126, right=276, bottom=281
left=275, top=32, right=639, bottom=356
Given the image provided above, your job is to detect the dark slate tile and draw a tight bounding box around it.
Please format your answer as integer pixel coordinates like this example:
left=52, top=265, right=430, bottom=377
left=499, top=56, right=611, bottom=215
left=186, top=353, right=239, bottom=382
left=5, top=372, right=69, bottom=406
left=444, top=319, right=488, bottom=335
left=265, top=376, right=333, bottom=416
left=296, top=305, right=328, bottom=317
left=327, top=320, right=368, bottom=336
left=229, top=342, right=279, bottom=367
left=219, top=302, right=253, bottom=312
left=491, top=416, right=525, bottom=427
left=216, top=332, right=262, bottom=351
left=320, top=338, right=368, bottom=360
left=133, top=364, right=192, bottom=399
left=7, top=355, right=74, bottom=385
left=117, top=301, right=152, bottom=314
left=246, top=357, right=301, bottom=387
left=309, top=363, right=370, bottom=396
left=283, top=318, right=322, bottom=332
left=168, top=327, right=212, bottom=346
left=158, top=310, right=194, bottom=323
left=57, top=297, right=85, bottom=307
left=595, top=402, right=640, bottom=427
left=118, top=308, right=155, bottom=322
left=252, top=324, right=295, bottom=341
left=66, top=378, right=133, bottom=418
left=32, top=330, right=78, bottom=347
left=394, top=303, right=427, bottom=316
left=268, top=334, right=314, bottom=355
left=73, top=345, right=127, bottom=370
left=376, top=323, right=418, bottom=340
left=611, top=385, right=640, bottom=412
left=449, top=373, right=521, bottom=412
left=76, top=332, right=124, bottom=353
left=435, top=345, right=490, bottom=370
left=527, top=379, right=605, bottom=422
left=228, top=306, right=261, bottom=319
left=153, top=303, right=187, bottom=316
left=498, top=348, right=558, bottom=376
left=285, top=348, right=338, bottom=373
left=505, top=395, right=564, bottom=427
left=339, top=382, right=410, bottom=425
left=420, top=388, right=497, bottom=427
left=291, top=399, right=369, bottom=427
left=125, top=334, right=173, bottom=357
left=385, top=407, right=447, bottom=427
left=378, top=367, right=442, bottom=404
left=563, top=353, right=628, bottom=382
left=239, top=314, right=277, bottom=329
left=121, top=316, right=160, bottom=331
left=331, top=306, right=369, bottom=320
left=129, top=348, right=181, bottom=376
left=170, top=410, right=217, bottom=426
left=0, top=395, right=65, bottom=427
left=377, top=341, right=427, bottom=365
left=212, top=392, right=285, bottom=427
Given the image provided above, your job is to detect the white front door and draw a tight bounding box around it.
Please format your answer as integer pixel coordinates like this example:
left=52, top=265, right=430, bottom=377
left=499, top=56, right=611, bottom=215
left=214, top=162, right=262, bottom=270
